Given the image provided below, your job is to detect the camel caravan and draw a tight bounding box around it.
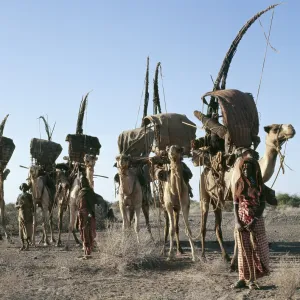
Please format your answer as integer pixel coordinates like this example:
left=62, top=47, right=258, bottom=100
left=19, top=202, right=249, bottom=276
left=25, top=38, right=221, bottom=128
left=0, top=2, right=297, bottom=286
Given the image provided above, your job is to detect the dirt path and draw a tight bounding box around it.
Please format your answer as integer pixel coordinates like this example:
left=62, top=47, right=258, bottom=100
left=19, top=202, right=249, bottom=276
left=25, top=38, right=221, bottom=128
left=0, top=208, right=299, bottom=300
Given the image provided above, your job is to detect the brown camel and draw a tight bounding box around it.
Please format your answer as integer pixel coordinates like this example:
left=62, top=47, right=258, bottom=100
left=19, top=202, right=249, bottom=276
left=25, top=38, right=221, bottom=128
left=198, top=124, right=295, bottom=264
left=28, top=165, right=56, bottom=246
left=160, top=145, right=196, bottom=261
left=116, top=154, right=144, bottom=243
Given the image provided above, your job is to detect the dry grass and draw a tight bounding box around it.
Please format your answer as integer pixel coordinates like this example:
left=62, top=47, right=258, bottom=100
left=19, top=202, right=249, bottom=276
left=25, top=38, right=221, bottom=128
left=97, top=227, right=162, bottom=272
left=272, top=255, right=300, bottom=299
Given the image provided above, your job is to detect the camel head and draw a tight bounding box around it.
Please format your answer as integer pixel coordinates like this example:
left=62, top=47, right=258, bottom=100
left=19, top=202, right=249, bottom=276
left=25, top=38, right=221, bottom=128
left=84, top=154, right=98, bottom=169
left=28, top=165, right=42, bottom=180
left=167, top=145, right=183, bottom=163
left=264, top=124, right=296, bottom=148
left=115, top=154, right=130, bottom=172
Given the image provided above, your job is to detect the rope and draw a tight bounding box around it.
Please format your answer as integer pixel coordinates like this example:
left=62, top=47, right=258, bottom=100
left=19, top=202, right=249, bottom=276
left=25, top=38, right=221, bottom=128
left=271, top=140, right=288, bottom=188
left=159, top=65, right=168, bottom=114
left=255, top=9, right=275, bottom=105
left=135, top=78, right=145, bottom=128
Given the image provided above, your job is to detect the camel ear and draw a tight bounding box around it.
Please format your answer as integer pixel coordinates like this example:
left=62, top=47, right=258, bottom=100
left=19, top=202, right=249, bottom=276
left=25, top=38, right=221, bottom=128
left=95, top=157, right=98, bottom=161
left=264, top=126, right=272, bottom=133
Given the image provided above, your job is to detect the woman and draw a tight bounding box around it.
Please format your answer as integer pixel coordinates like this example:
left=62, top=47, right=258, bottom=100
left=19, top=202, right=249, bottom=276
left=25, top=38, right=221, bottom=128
left=15, top=183, right=34, bottom=250
left=78, top=176, right=97, bottom=257
left=231, top=148, right=269, bottom=289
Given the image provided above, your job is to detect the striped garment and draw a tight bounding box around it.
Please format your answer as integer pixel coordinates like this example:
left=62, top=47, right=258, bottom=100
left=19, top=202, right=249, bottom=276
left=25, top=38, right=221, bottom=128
left=236, top=217, right=270, bottom=281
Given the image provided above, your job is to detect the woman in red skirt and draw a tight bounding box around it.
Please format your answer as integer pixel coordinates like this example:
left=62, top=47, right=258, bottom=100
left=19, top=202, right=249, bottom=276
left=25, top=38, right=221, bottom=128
left=232, top=148, right=269, bottom=290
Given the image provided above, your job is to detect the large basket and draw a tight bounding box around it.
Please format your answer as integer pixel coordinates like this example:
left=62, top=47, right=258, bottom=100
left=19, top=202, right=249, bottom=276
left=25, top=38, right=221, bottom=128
left=0, top=136, right=15, bottom=169
left=201, top=89, right=259, bottom=148
left=65, top=134, right=101, bottom=163
left=30, top=138, right=62, bottom=166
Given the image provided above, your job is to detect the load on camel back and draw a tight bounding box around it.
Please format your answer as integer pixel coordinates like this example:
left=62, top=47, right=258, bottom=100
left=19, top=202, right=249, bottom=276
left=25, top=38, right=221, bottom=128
left=57, top=92, right=112, bottom=251
left=0, top=114, right=16, bottom=241
left=190, top=3, right=296, bottom=275
left=28, top=116, right=62, bottom=246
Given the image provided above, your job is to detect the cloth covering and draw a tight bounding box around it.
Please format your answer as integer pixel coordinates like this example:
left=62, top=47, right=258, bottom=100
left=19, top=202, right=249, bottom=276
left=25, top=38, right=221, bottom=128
left=143, top=113, right=196, bottom=155
left=118, top=127, right=154, bottom=157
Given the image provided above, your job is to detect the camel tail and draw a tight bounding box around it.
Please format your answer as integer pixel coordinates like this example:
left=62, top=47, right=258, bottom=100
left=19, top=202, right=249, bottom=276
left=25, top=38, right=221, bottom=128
left=153, top=62, right=162, bottom=115
left=76, top=92, right=90, bottom=135
left=141, top=56, right=150, bottom=126
left=214, top=3, right=281, bottom=91
left=0, top=114, right=9, bottom=137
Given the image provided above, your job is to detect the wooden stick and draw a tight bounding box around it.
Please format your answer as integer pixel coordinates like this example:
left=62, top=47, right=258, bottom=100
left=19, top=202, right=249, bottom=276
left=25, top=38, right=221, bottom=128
left=19, top=165, right=29, bottom=169
left=93, top=175, right=109, bottom=179
left=182, top=121, right=204, bottom=130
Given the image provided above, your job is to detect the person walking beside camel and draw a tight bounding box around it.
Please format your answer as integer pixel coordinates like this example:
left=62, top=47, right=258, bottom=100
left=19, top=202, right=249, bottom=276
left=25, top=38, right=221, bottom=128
left=231, top=148, right=269, bottom=290
left=15, top=183, right=34, bottom=250
left=78, top=176, right=97, bottom=258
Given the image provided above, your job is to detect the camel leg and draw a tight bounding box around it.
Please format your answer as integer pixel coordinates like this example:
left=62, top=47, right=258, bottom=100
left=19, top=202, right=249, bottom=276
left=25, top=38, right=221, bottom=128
left=200, top=200, right=209, bottom=260
left=0, top=199, right=9, bottom=240
left=166, top=204, right=175, bottom=261
left=129, top=208, right=134, bottom=227
left=174, top=209, right=184, bottom=255
left=211, top=201, right=230, bottom=262
left=49, top=210, right=55, bottom=243
left=230, top=229, right=238, bottom=271
left=161, top=210, right=169, bottom=256
left=181, top=202, right=196, bottom=261
left=32, top=202, right=37, bottom=247
left=142, top=201, right=153, bottom=240
left=56, top=205, right=63, bottom=247
left=41, top=207, right=50, bottom=246
left=119, top=201, right=129, bottom=232
left=66, top=204, right=79, bottom=250
left=134, top=207, right=141, bottom=244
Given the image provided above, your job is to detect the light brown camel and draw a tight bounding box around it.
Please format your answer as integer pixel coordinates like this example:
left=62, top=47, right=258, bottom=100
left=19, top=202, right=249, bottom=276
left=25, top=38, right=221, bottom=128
left=0, top=114, right=14, bottom=241
left=116, top=154, right=143, bottom=243
left=28, top=165, right=55, bottom=246
left=66, top=154, right=98, bottom=249
left=199, top=124, right=296, bottom=264
left=161, top=145, right=196, bottom=261
left=55, top=168, right=70, bottom=247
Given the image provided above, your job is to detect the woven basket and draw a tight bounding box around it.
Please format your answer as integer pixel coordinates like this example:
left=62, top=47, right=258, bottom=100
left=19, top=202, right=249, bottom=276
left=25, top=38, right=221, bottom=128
left=30, top=138, right=62, bottom=166
left=65, top=134, right=101, bottom=163
left=0, top=136, right=15, bottom=168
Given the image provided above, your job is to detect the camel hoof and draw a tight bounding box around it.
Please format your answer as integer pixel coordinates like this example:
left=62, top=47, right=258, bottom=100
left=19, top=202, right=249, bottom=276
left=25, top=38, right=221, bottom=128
left=56, top=241, right=62, bottom=247
left=176, top=251, right=183, bottom=256
left=201, top=255, right=207, bottom=263
left=50, top=238, right=56, bottom=243
left=20, top=247, right=25, bottom=251
left=224, top=254, right=231, bottom=262
left=64, top=245, right=70, bottom=251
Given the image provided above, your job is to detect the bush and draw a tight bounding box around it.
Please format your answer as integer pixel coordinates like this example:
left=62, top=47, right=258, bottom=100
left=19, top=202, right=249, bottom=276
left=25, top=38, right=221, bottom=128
left=277, top=193, right=300, bottom=207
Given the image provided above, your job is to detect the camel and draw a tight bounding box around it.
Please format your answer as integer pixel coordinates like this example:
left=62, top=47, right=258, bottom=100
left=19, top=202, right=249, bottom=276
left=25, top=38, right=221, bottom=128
left=199, top=124, right=296, bottom=264
left=160, top=145, right=196, bottom=261
left=116, top=154, right=143, bottom=243
left=114, top=165, right=153, bottom=237
left=0, top=168, right=11, bottom=241
left=28, top=165, right=56, bottom=246
left=0, top=114, right=14, bottom=241
left=65, top=154, right=98, bottom=249
left=55, top=168, right=70, bottom=247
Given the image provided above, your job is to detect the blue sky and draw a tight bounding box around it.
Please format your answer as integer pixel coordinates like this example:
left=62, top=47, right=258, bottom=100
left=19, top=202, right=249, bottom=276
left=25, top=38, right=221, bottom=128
left=1, top=1, right=299, bottom=203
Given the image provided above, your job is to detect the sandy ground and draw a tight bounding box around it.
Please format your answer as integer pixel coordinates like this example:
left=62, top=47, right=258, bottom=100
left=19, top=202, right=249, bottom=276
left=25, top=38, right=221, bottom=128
left=0, top=206, right=300, bottom=300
